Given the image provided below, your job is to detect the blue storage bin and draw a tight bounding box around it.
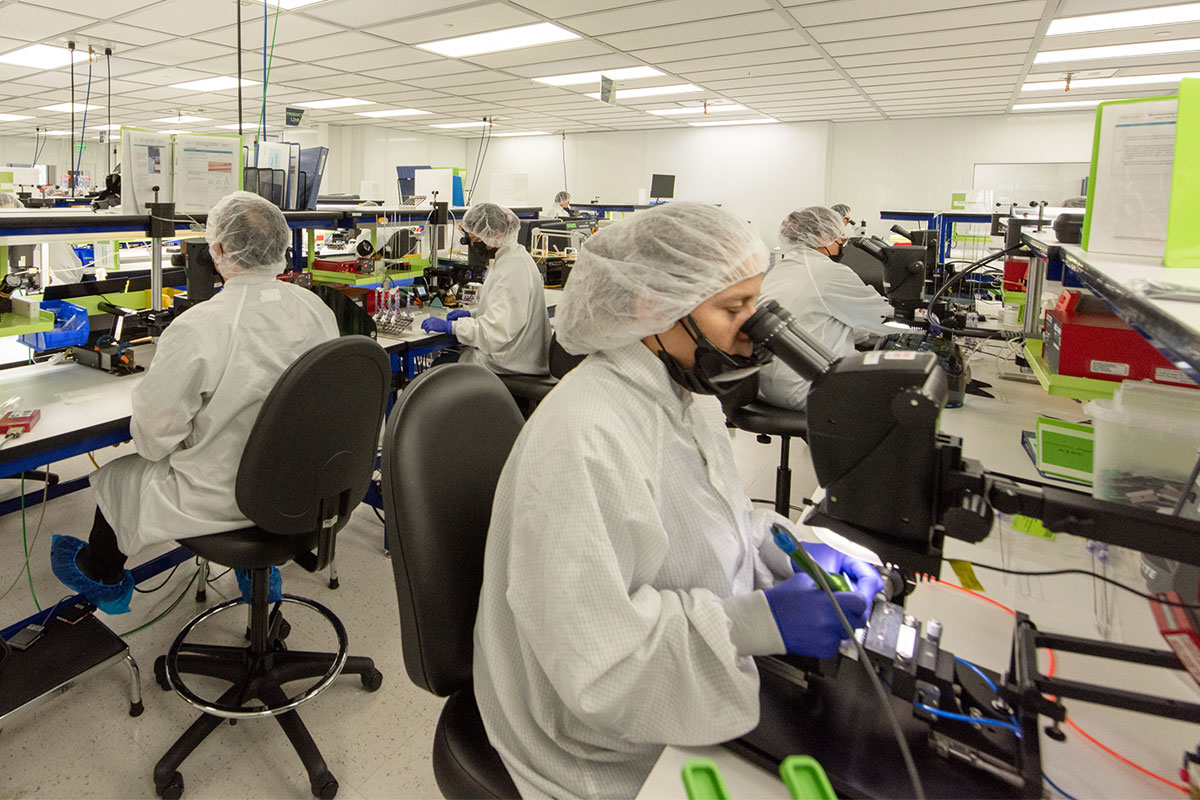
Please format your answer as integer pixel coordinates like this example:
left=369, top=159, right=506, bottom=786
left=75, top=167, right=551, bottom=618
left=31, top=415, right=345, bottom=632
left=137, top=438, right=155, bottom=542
left=19, top=300, right=90, bottom=352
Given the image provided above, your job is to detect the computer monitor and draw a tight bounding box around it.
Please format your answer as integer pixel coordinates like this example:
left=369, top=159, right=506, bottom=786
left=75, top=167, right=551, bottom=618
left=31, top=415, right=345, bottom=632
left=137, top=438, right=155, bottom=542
left=650, top=174, right=675, bottom=201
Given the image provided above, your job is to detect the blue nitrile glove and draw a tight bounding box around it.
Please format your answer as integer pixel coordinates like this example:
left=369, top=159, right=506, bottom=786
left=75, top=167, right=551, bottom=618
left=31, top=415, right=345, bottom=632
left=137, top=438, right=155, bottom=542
left=446, top=309, right=471, bottom=321
left=795, top=541, right=885, bottom=606
left=764, top=572, right=868, bottom=658
left=421, top=316, right=454, bottom=335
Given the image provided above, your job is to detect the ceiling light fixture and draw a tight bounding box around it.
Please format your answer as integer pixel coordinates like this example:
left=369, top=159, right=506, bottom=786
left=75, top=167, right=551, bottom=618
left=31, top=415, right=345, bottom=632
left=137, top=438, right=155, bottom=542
left=0, top=44, right=88, bottom=70
left=688, top=117, right=779, bottom=127
left=1046, top=3, right=1200, bottom=36
left=534, top=66, right=664, bottom=87
left=1034, top=38, right=1200, bottom=63
left=584, top=84, right=703, bottom=100
left=43, top=130, right=73, bottom=136
left=88, top=123, right=123, bottom=130
left=417, top=22, right=579, bottom=58
left=430, top=121, right=490, bottom=128
left=215, top=122, right=270, bottom=130
left=296, top=98, right=375, bottom=109
left=39, top=102, right=103, bottom=113
left=172, top=76, right=259, bottom=92
left=647, top=104, right=747, bottom=116
left=153, top=115, right=212, bottom=123
left=355, top=108, right=431, bottom=118
left=1022, top=71, right=1200, bottom=91
left=489, top=131, right=550, bottom=137
left=0, top=114, right=34, bottom=122
left=1012, top=99, right=1106, bottom=110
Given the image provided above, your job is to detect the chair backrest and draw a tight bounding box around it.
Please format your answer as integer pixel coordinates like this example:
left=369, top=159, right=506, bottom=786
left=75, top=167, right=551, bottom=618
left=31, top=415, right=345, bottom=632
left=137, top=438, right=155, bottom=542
left=236, top=335, right=390, bottom=539
left=548, top=332, right=585, bottom=379
left=382, top=363, right=525, bottom=697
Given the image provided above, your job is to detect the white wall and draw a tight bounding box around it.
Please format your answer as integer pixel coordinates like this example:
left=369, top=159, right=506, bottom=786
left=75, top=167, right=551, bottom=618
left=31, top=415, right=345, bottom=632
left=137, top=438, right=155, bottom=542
left=828, top=111, right=1097, bottom=238
left=0, top=133, right=108, bottom=189
left=324, top=125, right=467, bottom=199
left=465, top=123, right=833, bottom=248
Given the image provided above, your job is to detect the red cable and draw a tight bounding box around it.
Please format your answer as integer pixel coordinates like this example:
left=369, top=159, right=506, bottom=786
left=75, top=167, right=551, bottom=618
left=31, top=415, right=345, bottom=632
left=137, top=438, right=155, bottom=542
left=930, top=577, right=1188, bottom=794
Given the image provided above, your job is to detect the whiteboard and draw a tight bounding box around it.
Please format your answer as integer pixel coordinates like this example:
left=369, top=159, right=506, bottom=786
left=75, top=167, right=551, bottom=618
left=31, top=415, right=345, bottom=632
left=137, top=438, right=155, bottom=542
left=972, top=162, right=1089, bottom=206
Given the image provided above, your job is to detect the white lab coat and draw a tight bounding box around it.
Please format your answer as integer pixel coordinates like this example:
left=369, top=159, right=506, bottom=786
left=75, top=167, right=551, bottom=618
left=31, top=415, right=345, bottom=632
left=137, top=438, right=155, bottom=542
left=454, top=241, right=550, bottom=375
left=553, top=204, right=571, bottom=219
left=91, top=271, right=339, bottom=555
left=474, top=341, right=796, bottom=800
left=757, top=247, right=894, bottom=410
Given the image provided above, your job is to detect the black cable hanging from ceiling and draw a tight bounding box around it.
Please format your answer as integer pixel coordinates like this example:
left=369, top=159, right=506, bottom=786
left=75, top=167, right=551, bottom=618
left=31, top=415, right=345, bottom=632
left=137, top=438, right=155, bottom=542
left=237, top=0, right=243, bottom=137
left=106, top=48, right=112, bottom=175
left=69, top=40, right=76, bottom=195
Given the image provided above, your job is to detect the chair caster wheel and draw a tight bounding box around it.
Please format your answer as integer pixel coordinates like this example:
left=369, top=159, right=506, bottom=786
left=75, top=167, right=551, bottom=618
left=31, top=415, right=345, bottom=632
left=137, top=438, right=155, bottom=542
left=157, top=771, right=184, bottom=799
left=130, top=700, right=144, bottom=717
left=195, top=589, right=206, bottom=603
left=756, top=433, right=772, bottom=444
left=154, top=656, right=172, bottom=691
left=328, top=578, right=340, bottom=590
left=311, top=772, right=338, bottom=799
left=361, top=669, right=383, bottom=692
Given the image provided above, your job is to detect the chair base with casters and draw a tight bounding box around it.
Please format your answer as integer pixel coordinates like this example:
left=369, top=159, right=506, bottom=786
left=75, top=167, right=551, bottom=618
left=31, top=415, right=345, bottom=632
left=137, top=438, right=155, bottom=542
left=725, top=401, right=808, bottom=518
left=151, top=532, right=383, bottom=800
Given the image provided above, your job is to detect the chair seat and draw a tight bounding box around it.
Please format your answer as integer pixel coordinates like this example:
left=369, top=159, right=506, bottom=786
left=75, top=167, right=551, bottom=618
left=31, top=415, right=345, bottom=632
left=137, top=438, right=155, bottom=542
left=182, top=527, right=319, bottom=570
left=726, top=401, right=808, bottom=439
left=496, top=372, right=557, bottom=403
left=433, top=688, right=519, bottom=800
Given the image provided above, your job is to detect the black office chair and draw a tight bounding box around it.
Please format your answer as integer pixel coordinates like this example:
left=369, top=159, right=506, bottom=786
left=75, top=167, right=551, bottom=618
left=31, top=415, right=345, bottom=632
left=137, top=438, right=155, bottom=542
left=726, top=400, right=808, bottom=518
left=496, top=332, right=585, bottom=418
left=382, top=364, right=523, bottom=799
left=150, top=336, right=391, bottom=800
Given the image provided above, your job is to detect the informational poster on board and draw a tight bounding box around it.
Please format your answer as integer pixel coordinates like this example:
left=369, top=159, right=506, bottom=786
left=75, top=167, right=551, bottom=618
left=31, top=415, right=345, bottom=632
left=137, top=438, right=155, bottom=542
left=172, top=134, right=242, bottom=213
left=121, top=128, right=172, bottom=213
left=1082, top=97, right=1178, bottom=258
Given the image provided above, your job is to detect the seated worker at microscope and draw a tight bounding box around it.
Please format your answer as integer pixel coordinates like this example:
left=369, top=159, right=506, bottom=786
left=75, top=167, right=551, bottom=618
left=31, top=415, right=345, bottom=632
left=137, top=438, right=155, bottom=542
left=552, top=190, right=572, bottom=218
left=420, top=202, right=550, bottom=375
left=757, top=206, right=893, bottom=411
left=0, top=192, right=85, bottom=284
left=51, top=191, right=340, bottom=614
left=473, top=202, right=884, bottom=799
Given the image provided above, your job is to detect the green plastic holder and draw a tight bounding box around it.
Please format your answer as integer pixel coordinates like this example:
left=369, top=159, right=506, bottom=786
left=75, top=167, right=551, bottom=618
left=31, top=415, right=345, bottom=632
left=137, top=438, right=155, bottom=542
left=779, top=755, right=836, bottom=800
left=1024, top=340, right=1118, bottom=403
left=681, top=758, right=731, bottom=800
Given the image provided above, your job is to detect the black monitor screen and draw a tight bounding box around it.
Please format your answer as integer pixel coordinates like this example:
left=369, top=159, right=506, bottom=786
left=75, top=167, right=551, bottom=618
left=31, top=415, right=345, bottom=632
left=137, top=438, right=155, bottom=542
left=650, top=174, right=675, bottom=200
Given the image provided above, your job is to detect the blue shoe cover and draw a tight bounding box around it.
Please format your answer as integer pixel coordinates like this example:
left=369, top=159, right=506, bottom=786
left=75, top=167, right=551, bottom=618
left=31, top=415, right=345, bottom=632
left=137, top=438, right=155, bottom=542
left=50, top=535, right=134, bottom=615
left=235, top=566, right=282, bottom=604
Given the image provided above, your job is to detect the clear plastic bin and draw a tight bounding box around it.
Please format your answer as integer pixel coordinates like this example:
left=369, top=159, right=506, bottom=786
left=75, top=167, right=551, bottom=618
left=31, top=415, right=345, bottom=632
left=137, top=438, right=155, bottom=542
left=1085, top=381, right=1200, bottom=511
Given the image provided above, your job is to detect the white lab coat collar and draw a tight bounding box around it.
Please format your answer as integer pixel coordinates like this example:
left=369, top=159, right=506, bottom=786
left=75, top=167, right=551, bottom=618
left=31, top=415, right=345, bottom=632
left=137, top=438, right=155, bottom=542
left=221, top=269, right=282, bottom=286
left=593, top=340, right=694, bottom=417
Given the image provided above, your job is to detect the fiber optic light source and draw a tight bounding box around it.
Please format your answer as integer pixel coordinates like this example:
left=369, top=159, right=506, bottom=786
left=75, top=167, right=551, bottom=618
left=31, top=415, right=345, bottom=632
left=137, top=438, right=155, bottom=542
left=295, top=98, right=374, bottom=109
left=534, top=66, right=664, bottom=86
left=489, top=131, right=549, bottom=137
left=355, top=108, right=431, bottom=118
left=1046, top=2, right=1200, bottom=36
left=430, top=121, right=489, bottom=128
left=585, top=84, right=702, bottom=100
left=39, top=102, right=103, bottom=113
left=1022, top=71, right=1200, bottom=91
left=417, top=23, right=579, bottom=58
left=1035, top=38, right=1200, bottom=64
left=1013, top=99, right=1105, bottom=110
left=153, top=115, right=211, bottom=123
left=688, top=117, right=778, bottom=127
left=0, top=44, right=88, bottom=70
left=172, top=76, right=259, bottom=92
left=647, top=104, right=747, bottom=116
left=0, top=114, right=33, bottom=122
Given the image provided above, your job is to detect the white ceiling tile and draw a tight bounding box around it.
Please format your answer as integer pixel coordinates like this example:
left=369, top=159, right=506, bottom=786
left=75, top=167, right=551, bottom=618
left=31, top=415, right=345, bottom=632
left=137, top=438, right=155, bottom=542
left=362, top=59, right=480, bottom=82
left=115, top=0, right=235, bottom=38
left=805, top=1, right=1044, bottom=42
left=683, top=60, right=832, bottom=83
left=194, top=16, right=348, bottom=48
left=568, top=0, right=767, bottom=36
left=268, top=64, right=340, bottom=83
left=373, top=4, right=538, bottom=45
left=465, top=39, right=614, bottom=70
left=857, top=67, right=1021, bottom=87
left=23, top=0, right=148, bottom=17
left=598, top=11, right=786, bottom=51
left=660, top=47, right=817, bottom=74
left=271, top=31, right=388, bottom=61
left=286, top=74, right=382, bottom=91
left=122, top=39, right=234, bottom=67
left=848, top=54, right=1027, bottom=77
left=1056, top=0, right=1190, bottom=15
left=824, top=22, right=1039, bottom=57
left=78, top=22, right=173, bottom=47
left=835, top=39, right=1031, bottom=68
left=1, top=2, right=96, bottom=40
left=300, top=0, right=483, bottom=27
left=185, top=54, right=298, bottom=76
left=786, top=0, right=1028, bottom=26
left=505, top=53, right=640, bottom=78
left=630, top=30, right=804, bottom=62
left=315, top=47, right=439, bottom=73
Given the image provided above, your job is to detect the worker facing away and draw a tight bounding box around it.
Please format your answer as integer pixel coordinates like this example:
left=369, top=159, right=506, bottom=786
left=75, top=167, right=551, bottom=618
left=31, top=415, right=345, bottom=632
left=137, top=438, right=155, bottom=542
left=51, top=191, right=340, bottom=614
left=756, top=205, right=893, bottom=411
left=473, top=202, right=884, bottom=799
left=420, top=202, right=551, bottom=375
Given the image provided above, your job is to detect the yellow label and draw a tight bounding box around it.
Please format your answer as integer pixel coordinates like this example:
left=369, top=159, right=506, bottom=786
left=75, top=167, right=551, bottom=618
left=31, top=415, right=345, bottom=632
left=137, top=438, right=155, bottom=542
left=1011, top=515, right=1055, bottom=540
left=948, top=559, right=986, bottom=592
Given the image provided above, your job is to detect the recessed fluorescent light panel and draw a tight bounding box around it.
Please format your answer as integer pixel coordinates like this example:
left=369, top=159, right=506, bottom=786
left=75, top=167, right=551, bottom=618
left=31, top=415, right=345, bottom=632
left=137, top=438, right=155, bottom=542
left=0, top=44, right=88, bottom=69
left=40, top=102, right=103, bottom=113
left=296, top=98, right=374, bottom=109
left=417, top=22, right=579, bottom=58
left=0, top=114, right=33, bottom=122
left=171, top=76, right=259, bottom=92
left=1022, top=72, right=1200, bottom=91
left=1035, top=38, right=1200, bottom=63
left=489, top=131, right=549, bottom=137
left=430, top=121, right=490, bottom=128
left=534, top=66, right=664, bottom=86
left=688, top=118, right=779, bottom=127
left=153, top=115, right=211, bottom=123
left=88, top=123, right=123, bottom=130
left=647, top=104, right=747, bottom=116
left=157, top=129, right=191, bottom=134
left=585, top=84, right=703, bottom=100
left=1013, top=99, right=1105, bottom=111
left=355, top=108, right=430, bottom=118
left=1047, top=2, right=1200, bottom=36
left=43, top=130, right=72, bottom=136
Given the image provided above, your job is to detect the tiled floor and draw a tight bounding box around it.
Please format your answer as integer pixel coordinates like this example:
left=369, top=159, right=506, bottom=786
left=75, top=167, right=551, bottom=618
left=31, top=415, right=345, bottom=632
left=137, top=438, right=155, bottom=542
left=0, top=428, right=809, bottom=799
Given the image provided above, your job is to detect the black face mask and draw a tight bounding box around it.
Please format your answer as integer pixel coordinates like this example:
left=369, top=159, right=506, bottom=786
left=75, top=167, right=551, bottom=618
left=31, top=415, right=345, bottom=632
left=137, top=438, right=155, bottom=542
left=655, top=316, right=772, bottom=410
left=826, top=246, right=844, bottom=264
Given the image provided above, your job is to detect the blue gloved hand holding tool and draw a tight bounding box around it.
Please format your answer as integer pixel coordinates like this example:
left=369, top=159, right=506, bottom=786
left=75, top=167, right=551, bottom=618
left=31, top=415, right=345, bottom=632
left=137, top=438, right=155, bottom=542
left=763, top=574, right=867, bottom=658
left=788, top=537, right=885, bottom=607
left=446, top=309, right=471, bottom=321
left=421, top=316, right=454, bottom=335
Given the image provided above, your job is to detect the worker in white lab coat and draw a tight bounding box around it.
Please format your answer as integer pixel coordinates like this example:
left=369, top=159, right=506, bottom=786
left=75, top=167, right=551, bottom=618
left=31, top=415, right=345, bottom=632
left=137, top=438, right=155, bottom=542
left=552, top=190, right=573, bottom=218
left=51, top=191, right=339, bottom=614
left=0, top=192, right=84, bottom=285
left=420, top=202, right=550, bottom=375
left=757, top=206, right=894, bottom=411
left=473, top=202, right=884, bottom=800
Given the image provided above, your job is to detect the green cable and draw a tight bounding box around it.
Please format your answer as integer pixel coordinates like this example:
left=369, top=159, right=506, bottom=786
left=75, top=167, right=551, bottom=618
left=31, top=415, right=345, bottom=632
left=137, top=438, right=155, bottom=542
left=20, top=475, right=41, bottom=611
left=118, top=567, right=200, bottom=638
left=259, top=2, right=281, bottom=143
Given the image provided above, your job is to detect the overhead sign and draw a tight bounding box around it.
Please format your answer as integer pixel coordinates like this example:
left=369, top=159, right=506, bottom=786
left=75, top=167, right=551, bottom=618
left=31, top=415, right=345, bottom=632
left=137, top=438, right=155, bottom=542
left=599, top=76, right=615, bottom=105
left=285, top=107, right=306, bottom=127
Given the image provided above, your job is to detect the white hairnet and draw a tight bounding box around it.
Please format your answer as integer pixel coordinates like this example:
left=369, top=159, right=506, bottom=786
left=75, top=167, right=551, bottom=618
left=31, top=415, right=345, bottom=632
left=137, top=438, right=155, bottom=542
left=463, top=202, right=520, bottom=248
left=205, top=191, right=289, bottom=275
left=556, top=202, right=767, bottom=355
left=830, top=203, right=851, bottom=219
left=554, top=191, right=571, bottom=204
left=780, top=206, right=843, bottom=249
left=0, top=193, right=24, bottom=209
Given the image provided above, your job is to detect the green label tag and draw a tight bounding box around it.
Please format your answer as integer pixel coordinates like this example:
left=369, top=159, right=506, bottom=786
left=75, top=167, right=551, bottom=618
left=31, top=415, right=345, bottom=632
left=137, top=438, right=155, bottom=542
left=1011, top=514, right=1056, bottom=540
left=948, top=559, right=985, bottom=592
